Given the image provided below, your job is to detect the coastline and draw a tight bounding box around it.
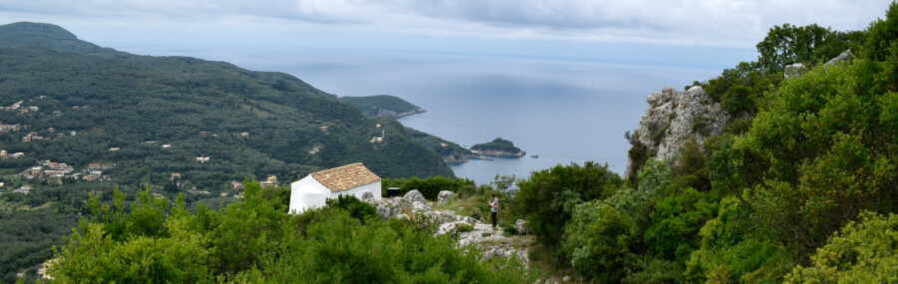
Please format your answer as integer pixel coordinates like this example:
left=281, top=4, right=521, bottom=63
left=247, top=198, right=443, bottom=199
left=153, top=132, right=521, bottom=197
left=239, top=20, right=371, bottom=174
left=392, top=108, right=427, bottom=119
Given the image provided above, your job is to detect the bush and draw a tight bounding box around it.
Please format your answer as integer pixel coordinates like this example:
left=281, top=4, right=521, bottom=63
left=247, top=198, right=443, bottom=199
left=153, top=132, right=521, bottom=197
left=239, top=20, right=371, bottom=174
left=561, top=187, right=651, bottom=282
left=786, top=212, right=898, bottom=283
left=325, top=195, right=377, bottom=222
left=562, top=198, right=638, bottom=281
left=514, top=162, right=623, bottom=248
left=382, top=176, right=476, bottom=200
left=643, top=188, right=718, bottom=262
left=456, top=223, right=474, bottom=233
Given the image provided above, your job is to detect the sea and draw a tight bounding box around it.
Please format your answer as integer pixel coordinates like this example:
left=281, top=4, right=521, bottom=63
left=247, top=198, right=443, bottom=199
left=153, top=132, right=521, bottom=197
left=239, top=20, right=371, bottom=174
left=101, top=38, right=752, bottom=185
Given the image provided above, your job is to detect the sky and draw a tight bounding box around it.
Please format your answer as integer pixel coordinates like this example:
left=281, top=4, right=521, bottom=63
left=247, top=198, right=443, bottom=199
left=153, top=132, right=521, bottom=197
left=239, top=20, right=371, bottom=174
left=0, top=1, right=890, bottom=55
left=0, top=0, right=889, bottom=86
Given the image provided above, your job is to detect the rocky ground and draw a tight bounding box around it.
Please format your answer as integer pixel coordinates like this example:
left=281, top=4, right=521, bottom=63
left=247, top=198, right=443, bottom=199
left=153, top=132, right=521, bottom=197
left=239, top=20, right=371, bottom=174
left=365, top=190, right=532, bottom=265
left=365, top=190, right=584, bottom=283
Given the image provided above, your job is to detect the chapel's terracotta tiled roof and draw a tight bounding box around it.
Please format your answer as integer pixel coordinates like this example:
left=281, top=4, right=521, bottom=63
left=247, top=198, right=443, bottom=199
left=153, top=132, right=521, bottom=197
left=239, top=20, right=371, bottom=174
left=311, top=162, right=381, bottom=192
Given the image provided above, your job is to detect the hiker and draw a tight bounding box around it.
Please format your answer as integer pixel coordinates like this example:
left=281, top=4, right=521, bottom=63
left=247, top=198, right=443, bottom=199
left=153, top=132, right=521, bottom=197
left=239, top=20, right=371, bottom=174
left=489, top=193, right=500, bottom=229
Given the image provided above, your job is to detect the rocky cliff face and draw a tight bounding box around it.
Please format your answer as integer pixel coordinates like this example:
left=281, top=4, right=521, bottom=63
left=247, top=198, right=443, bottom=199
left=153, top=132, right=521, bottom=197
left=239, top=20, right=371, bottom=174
left=625, top=86, right=729, bottom=177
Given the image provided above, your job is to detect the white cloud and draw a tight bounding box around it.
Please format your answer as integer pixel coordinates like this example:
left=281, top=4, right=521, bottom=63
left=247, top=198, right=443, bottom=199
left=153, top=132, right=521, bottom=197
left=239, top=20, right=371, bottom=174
left=0, top=0, right=891, bottom=46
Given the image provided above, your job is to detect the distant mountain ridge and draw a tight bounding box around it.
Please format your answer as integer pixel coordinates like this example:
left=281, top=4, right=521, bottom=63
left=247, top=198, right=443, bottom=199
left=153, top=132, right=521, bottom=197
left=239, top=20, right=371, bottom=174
left=0, top=22, right=107, bottom=53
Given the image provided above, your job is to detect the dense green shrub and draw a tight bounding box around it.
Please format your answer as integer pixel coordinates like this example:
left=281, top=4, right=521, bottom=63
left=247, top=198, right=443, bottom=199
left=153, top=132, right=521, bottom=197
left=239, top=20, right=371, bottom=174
left=786, top=212, right=898, bottom=283
left=515, top=162, right=623, bottom=248
left=562, top=198, right=638, bottom=281
left=684, top=197, right=791, bottom=282
left=644, top=187, right=718, bottom=262
left=325, top=194, right=378, bottom=222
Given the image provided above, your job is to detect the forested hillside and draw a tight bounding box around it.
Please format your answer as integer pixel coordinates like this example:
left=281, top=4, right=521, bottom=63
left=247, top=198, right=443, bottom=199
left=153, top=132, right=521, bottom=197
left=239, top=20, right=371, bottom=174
left=0, top=22, right=454, bottom=187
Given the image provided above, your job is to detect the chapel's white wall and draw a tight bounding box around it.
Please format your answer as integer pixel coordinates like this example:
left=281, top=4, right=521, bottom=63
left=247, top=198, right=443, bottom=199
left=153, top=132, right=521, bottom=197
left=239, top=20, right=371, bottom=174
left=289, top=175, right=328, bottom=214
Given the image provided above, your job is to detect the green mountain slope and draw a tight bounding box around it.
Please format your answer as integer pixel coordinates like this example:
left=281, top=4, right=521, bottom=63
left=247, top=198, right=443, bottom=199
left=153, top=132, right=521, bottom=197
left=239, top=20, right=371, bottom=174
left=0, top=22, right=454, bottom=190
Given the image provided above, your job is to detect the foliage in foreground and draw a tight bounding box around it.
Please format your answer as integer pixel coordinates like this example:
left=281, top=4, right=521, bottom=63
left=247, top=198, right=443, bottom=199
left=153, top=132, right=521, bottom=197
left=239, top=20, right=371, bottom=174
left=50, top=182, right=529, bottom=283
left=786, top=212, right=898, bottom=283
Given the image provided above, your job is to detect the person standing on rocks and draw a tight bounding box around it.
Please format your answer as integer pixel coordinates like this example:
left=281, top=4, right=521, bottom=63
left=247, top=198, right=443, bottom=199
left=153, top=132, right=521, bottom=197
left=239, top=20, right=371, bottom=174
left=489, top=194, right=500, bottom=229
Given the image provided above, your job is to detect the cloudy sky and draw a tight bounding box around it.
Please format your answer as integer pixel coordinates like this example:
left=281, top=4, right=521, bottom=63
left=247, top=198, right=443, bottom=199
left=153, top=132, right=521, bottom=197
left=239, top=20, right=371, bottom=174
left=0, top=0, right=890, bottom=47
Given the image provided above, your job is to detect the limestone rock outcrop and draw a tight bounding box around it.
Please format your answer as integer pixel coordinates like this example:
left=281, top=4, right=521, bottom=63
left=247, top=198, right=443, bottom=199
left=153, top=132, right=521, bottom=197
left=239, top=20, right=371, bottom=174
left=437, top=190, right=455, bottom=204
left=626, top=86, right=729, bottom=177
left=825, top=49, right=853, bottom=66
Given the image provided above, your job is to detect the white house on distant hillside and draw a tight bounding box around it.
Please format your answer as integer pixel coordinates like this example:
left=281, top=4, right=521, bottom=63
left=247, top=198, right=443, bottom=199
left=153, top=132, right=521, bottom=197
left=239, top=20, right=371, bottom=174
left=289, top=162, right=382, bottom=213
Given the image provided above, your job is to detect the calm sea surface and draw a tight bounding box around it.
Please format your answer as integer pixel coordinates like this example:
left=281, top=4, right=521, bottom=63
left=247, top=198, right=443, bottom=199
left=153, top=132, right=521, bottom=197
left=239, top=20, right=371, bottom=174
left=276, top=54, right=725, bottom=185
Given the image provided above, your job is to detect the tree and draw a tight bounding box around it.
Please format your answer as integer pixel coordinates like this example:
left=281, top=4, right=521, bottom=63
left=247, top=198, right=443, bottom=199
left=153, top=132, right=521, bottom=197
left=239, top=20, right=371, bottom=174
left=644, top=188, right=718, bottom=262
left=562, top=197, right=638, bottom=281
left=786, top=212, right=898, bottom=283
left=515, top=162, right=623, bottom=248
left=757, top=24, right=852, bottom=72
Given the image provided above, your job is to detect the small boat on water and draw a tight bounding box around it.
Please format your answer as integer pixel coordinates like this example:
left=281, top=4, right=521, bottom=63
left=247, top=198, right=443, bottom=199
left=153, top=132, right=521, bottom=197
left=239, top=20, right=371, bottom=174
left=531, top=154, right=539, bottom=159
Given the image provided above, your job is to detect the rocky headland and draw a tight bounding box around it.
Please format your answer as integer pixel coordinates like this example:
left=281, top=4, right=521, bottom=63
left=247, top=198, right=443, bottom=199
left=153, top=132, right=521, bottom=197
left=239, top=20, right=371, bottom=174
left=470, top=138, right=526, bottom=159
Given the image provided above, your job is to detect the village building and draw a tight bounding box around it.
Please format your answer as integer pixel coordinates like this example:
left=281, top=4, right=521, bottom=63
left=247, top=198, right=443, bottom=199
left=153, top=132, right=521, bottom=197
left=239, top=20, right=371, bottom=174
left=88, top=162, right=114, bottom=171
left=0, top=123, right=19, bottom=133
left=230, top=180, right=245, bottom=190
left=43, top=161, right=73, bottom=172
left=22, top=132, right=44, bottom=142
left=0, top=100, right=23, bottom=111
left=260, top=175, right=279, bottom=187
left=289, top=162, right=382, bottom=213
left=13, top=185, right=32, bottom=195
left=82, top=171, right=103, bottom=182
left=44, top=170, right=69, bottom=178
left=21, top=166, right=43, bottom=179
